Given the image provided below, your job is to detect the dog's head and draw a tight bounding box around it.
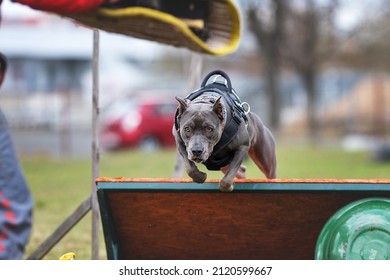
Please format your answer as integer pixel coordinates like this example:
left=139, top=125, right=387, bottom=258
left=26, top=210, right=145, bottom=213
left=175, top=95, right=225, bottom=163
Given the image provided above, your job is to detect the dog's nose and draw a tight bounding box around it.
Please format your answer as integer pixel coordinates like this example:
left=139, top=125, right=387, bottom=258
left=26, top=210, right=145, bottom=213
left=191, top=146, right=204, bottom=157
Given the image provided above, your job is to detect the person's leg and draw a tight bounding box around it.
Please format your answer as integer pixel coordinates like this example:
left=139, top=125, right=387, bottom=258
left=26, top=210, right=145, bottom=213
left=0, top=110, right=33, bottom=259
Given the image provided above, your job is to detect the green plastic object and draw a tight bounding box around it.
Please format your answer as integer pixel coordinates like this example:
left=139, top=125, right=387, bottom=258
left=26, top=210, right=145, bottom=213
left=315, top=198, right=390, bottom=260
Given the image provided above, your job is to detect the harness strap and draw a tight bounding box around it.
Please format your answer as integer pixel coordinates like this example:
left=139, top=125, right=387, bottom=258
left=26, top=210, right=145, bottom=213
left=186, top=71, right=248, bottom=125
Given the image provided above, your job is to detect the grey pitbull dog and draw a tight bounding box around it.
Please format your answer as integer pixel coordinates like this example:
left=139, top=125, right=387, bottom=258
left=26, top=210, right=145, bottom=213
left=173, top=70, right=277, bottom=192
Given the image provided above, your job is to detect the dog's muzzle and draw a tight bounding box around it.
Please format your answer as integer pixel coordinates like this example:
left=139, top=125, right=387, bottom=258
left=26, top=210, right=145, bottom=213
left=188, top=143, right=209, bottom=163
left=191, top=145, right=204, bottom=163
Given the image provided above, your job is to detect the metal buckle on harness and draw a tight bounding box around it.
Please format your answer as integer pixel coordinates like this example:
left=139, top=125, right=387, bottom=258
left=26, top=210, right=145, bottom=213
left=230, top=88, right=250, bottom=115
left=241, top=102, right=251, bottom=115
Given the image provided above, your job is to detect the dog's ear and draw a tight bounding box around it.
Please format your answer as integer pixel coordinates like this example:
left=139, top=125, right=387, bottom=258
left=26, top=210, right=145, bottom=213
left=175, top=96, right=188, bottom=116
left=212, top=96, right=224, bottom=122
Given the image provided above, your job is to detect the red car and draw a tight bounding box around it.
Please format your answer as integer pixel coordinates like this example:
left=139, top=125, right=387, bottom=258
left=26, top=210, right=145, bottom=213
left=100, top=96, right=177, bottom=150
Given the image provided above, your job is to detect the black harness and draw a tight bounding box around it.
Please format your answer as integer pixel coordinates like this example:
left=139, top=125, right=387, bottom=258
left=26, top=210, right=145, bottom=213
left=175, top=70, right=249, bottom=170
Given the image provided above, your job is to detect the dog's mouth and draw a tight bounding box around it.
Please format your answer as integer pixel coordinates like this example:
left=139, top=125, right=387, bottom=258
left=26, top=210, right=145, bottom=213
left=191, top=157, right=204, bottom=163
left=188, top=153, right=209, bottom=164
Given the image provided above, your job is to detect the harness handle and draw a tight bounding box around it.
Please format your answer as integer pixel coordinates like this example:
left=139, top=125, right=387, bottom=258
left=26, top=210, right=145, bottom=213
left=200, top=70, right=232, bottom=92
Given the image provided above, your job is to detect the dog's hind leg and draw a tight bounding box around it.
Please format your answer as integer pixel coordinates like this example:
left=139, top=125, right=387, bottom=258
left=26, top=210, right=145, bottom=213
left=248, top=115, right=277, bottom=179
left=249, top=134, right=276, bottom=179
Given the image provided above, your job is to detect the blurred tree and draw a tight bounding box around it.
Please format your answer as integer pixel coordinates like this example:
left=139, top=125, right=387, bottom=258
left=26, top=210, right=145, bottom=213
left=337, top=0, right=390, bottom=136
left=241, top=0, right=390, bottom=138
left=243, top=0, right=288, bottom=131
left=337, top=0, right=390, bottom=71
left=242, top=0, right=341, bottom=139
left=282, top=0, right=339, bottom=141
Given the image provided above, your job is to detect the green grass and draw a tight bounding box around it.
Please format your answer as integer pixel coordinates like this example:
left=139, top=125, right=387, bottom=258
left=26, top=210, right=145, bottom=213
left=20, top=144, right=390, bottom=260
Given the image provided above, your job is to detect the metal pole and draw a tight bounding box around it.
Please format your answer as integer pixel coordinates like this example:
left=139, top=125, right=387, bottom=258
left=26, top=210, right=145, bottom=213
left=91, top=29, right=100, bottom=260
left=172, top=53, right=203, bottom=178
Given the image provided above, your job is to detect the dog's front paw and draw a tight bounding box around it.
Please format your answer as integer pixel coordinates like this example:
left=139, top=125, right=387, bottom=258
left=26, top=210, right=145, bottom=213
left=219, top=180, right=234, bottom=192
left=189, top=170, right=207, bottom=184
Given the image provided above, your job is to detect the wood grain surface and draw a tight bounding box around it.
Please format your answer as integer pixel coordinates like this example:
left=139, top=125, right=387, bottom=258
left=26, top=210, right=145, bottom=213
left=104, top=190, right=389, bottom=259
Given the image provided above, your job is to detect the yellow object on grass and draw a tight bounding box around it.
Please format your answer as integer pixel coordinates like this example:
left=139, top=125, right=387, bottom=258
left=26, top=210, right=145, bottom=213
left=59, top=252, right=76, bottom=260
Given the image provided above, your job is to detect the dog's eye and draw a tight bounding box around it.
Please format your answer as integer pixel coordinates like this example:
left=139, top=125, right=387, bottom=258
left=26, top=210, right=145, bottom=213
left=184, top=126, right=191, bottom=132
left=206, top=126, right=214, bottom=132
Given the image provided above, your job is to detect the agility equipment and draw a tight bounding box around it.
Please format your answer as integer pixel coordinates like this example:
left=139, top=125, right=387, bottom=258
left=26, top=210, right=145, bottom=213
left=96, top=178, right=390, bottom=260
left=65, top=0, right=240, bottom=56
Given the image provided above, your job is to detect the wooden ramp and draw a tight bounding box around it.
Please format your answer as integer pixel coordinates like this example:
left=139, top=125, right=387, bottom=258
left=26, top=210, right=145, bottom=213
left=96, top=178, right=390, bottom=260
